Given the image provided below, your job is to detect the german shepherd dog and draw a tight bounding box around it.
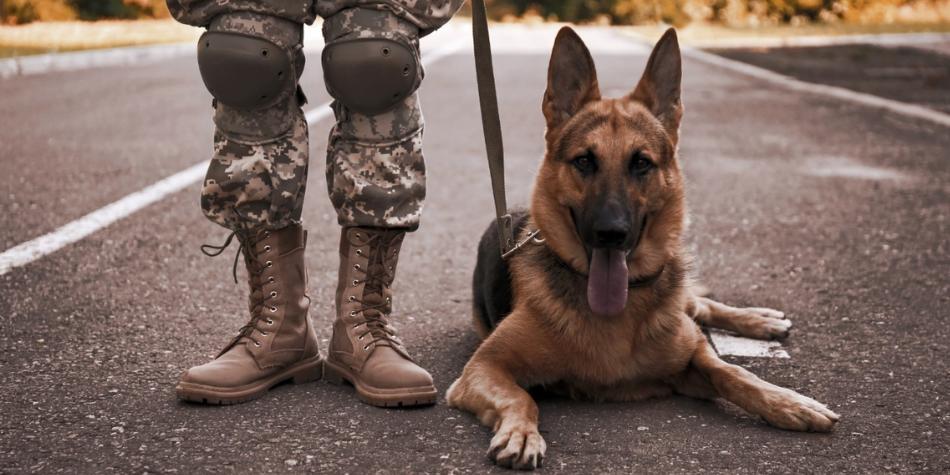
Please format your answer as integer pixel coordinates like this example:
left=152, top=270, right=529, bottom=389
left=447, top=27, right=839, bottom=470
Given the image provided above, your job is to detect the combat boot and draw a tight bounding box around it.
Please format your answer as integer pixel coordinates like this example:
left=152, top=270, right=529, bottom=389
left=176, top=223, right=322, bottom=404
left=324, top=227, right=437, bottom=407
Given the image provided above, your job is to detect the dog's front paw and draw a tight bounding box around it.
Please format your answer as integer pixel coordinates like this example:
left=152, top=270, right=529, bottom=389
left=489, top=421, right=546, bottom=470
left=759, top=386, right=840, bottom=432
left=738, top=307, right=791, bottom=340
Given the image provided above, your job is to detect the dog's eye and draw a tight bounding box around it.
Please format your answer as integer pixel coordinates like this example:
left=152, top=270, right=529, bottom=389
left=629, top=152, right=655, bottom=176
left=571, top=152, right=597, bottom=175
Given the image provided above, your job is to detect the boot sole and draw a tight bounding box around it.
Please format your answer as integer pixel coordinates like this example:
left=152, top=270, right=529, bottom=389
left=175, top=355, right=323, bottom=405
left=323, top=359, right=437, bottom=408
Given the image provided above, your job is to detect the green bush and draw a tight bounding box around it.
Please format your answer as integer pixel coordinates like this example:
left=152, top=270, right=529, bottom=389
left=1, top=0, right=168, bottom=23
left=70, top=0, right=135, bottom=20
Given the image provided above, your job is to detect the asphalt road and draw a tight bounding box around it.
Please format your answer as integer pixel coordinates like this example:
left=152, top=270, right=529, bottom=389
left=1, top=23, right=948, bottom=473
left=712, top=43, right=950, bottom=114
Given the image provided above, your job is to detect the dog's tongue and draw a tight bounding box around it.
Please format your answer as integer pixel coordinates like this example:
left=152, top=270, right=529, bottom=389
left=587, top=248, right=629, bottom=316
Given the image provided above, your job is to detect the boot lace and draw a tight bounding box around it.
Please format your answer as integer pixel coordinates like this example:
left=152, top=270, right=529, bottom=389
left=350, top=231, right=402, bottom=350
left=201, top=231, right=277, bottom=349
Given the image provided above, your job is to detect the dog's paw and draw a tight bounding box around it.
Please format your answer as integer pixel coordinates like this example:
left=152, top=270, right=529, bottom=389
left=759, top=387, right=840, bottom=432
left=488, top=421, right=546, bottom=470
left=737, top=308, right=791, bottom=340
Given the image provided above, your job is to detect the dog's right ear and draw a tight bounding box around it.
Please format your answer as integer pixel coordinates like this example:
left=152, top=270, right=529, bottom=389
left=543, top=27, right=601, bottom=134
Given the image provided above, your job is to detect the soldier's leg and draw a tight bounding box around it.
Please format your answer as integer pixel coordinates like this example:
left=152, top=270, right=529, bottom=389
left=173, top=11, right=322, bottom=405
left=319, top=8, right=437, bottom=408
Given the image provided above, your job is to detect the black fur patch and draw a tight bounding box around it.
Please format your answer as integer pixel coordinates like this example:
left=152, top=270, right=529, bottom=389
left=471, top=211, right=532, bottom=331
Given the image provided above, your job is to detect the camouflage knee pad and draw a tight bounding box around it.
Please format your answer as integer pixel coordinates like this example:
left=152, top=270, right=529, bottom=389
left=322, top=8, right=426, bottom=230
left=206, top=11, right=306, bottom=141
left=199, top=11, right=310, bottom=232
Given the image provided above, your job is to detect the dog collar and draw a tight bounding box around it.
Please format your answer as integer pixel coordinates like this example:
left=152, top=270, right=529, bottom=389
left=502, top=228, right=545, bottom=259
left=534, top=234, right=666, bottom=289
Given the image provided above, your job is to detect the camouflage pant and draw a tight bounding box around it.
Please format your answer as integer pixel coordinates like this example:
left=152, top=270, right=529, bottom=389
left=190, top=5, right=444, bottom=233
left=323, top=8, right=425, bottom=230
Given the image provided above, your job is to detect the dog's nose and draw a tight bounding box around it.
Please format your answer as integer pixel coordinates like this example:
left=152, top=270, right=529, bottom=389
left=593, top=226, right=628, bottom=248
left=589, top=199, right=632, bottom=248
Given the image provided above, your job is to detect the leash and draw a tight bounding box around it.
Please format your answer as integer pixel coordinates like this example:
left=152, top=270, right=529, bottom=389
left=471, top=0, right=540, bottom=259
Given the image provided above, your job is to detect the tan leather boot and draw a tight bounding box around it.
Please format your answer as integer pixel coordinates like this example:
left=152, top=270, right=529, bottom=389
left=324, top=227, right=437, bottom=407
left=176, top=223, right=322, bottom=404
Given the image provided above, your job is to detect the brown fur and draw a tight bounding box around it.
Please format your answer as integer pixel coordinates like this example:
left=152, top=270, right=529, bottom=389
left=447, top=27, right=839, bottom=470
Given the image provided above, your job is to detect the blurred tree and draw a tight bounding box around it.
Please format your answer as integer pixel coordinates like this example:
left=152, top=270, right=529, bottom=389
left=0, top=0, right=944, bottom=25
left=3, top=0, right=77, bottom=23
left=69, top=0, right=135, bottom=19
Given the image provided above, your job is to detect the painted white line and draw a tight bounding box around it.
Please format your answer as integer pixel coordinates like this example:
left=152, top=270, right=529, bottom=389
left=803, top=156, right=908, bottom=181
left=0, top=39, right=467, bottom=276
left=616, top=29, right=950, bottom=128
left=709, top=330, right=790, bottom=358
left=0, top=42, right=194, bottom=79
left=678, top=31, right=950, bottom=49
left=683, top=46, right=950, bottom=128
left=0, top=162, right=206, bottom=275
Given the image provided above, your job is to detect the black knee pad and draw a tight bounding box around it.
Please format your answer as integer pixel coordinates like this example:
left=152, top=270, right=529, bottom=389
left=198, top=31, right=295, bottom=110
left=322, top=37, right=420, bottom=116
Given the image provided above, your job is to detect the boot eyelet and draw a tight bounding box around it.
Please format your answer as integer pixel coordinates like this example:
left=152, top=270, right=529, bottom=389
left=265, top=261, right=273, bottom=268
left=263, top=231, right=270, bottom=237
left=353, top=264, right=361, bottom=270
left=349, top=311, right=356, bottom=316
left=268, top=276, right=275, bottom=283
left=266, top=319, right=274, bottom=325
left=355, top=249, right=362, bottom=256
left=352, top=280, right=359, bottom=286
left=355, top=233, right=361, bottom=238
left=363, top=345, right=370, bottom=350
left=270, top=291, right=278, bottom=298
left=264, top=245, right=271, bottom=252
left=348, top=296, right=356, bottom=302
left=259, top=331, right=267, bottom=336
left=358, top=335, right=364, bottom=340
left=254, top=341, right=261, bottom=347
left=270, top=306, right=278, bottom=312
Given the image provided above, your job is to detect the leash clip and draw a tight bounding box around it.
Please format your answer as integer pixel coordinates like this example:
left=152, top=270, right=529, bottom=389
left=501, top=227, right=542, bottom=260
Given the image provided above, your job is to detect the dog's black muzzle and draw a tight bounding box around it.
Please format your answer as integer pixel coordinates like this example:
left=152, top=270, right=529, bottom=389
left=572, top=197, right=646, bottom=255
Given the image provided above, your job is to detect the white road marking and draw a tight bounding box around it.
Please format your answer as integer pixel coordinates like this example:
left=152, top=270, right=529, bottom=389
left=804, top=157, right=908, bottom=181
left=617, top=29, right=950, bottom=128
left=0, top=42, right=195, bottom=79
left=676, top=31, right=950, bottom=49
left=682, top=46, right=950, bottom=128
left=0, top=39, right=467, bottom=276
left=709, top=330, right=790, bottom=358
left=0, top=162, right=207, bottom=275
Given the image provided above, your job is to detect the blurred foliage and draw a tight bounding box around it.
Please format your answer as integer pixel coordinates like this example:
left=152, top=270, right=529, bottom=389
left=2, top=0, right=169, bottom=23
left=487, top=0, right=949, bottom=26
left=1, top=0, right=946, bottom=25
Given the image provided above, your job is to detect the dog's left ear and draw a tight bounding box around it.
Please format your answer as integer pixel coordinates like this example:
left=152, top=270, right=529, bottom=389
left=629, top=28, right=683, bottom=146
